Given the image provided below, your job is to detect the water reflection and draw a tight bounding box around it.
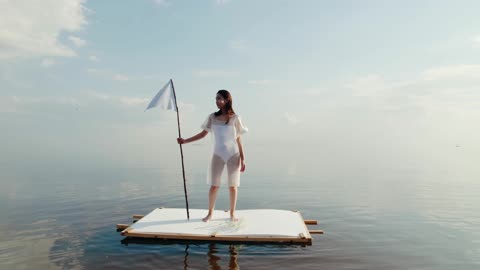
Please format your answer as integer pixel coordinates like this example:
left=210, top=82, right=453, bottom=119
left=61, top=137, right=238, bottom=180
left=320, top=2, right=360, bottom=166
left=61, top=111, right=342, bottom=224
left=207, top=243, right=239, bottom=270
left=184, top=244, right=189, bottom=270
left=121, top=238, right=240, bottom=270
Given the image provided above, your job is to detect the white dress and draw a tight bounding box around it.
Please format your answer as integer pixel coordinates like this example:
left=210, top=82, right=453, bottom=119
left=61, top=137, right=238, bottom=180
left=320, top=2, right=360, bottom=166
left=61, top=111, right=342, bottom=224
left=201, top=113, right=248, bottom=187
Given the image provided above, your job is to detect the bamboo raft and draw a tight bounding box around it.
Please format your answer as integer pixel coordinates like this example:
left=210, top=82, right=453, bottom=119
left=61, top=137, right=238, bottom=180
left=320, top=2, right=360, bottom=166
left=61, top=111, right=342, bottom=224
left=117, top=208, right=323, bottom=244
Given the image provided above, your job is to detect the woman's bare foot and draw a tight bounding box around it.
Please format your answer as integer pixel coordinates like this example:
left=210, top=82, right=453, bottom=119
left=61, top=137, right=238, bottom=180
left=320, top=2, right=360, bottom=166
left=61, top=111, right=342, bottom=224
left=202, top=214, right=212, bottom=222
left=230, top=215, right=238, bottom=222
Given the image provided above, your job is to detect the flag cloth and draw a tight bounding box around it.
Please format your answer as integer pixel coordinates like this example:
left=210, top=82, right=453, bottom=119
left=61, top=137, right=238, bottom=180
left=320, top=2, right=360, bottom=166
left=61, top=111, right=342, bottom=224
left=145, top=80, right=177, bottom=111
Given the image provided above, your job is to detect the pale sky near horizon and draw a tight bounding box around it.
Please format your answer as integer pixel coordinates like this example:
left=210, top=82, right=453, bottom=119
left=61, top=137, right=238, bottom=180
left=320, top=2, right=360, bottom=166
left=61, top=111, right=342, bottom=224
left=1, top=0, right=480, bottom=175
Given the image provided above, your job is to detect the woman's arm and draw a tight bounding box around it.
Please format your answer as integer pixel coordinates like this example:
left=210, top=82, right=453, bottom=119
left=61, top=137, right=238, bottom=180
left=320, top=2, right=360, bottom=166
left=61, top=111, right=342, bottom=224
left=177, top=130, right=208, bottom=144
left=236, top=136, right=246, bottom=172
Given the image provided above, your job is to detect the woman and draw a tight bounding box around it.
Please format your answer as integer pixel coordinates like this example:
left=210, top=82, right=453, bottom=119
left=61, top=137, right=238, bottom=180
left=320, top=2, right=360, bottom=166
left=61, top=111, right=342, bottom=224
left=177, top=90, right=247, bottom=222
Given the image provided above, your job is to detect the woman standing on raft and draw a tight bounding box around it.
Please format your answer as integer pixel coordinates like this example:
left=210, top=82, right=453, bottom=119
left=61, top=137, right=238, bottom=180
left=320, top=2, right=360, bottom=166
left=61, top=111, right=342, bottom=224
left=177, top=90, right=248, bottom=222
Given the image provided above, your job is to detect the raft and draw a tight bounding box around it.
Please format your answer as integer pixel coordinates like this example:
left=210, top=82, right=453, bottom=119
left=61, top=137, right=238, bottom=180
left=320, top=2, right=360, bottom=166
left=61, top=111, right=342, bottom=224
left=117, top=208, right=323, bottom=244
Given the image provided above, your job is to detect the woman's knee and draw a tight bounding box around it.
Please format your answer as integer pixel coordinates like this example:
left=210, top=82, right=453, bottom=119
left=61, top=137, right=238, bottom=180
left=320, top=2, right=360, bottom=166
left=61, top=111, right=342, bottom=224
left=229, top=186, right=237, bottom=191
left=210, top=186, right=220, bottom=191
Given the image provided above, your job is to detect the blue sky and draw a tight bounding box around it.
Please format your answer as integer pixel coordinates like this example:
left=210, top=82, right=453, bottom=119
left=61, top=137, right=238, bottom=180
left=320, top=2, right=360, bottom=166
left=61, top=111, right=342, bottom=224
left=2, top=0, right=480, bottom=174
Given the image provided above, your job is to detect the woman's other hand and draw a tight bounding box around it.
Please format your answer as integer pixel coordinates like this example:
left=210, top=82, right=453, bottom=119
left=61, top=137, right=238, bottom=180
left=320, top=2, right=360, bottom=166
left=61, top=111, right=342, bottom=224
left=240, top=160, right=246, bottom=172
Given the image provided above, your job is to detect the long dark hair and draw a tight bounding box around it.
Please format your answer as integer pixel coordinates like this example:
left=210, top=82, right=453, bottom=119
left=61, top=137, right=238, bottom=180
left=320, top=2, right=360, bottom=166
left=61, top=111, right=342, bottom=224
left=214, top=89, right=235, bottom=124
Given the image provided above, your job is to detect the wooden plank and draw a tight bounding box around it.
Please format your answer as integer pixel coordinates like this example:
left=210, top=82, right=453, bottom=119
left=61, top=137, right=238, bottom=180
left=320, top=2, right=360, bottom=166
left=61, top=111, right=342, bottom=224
left=116, top=224, right=129, bottom=230
left=132, top=214, right=144, bottom=220
left=304, top=220, right=318, bottom=225
left=121, top=231, right=312, bottom=244
left=309, top=230, right=324, bottom=234
left=121, top=227, right=134, bottom=234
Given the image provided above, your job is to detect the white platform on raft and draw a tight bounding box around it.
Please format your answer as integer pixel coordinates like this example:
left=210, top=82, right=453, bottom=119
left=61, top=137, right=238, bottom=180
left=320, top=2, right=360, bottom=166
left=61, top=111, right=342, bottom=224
left=121, top=208, right=313, bottom=243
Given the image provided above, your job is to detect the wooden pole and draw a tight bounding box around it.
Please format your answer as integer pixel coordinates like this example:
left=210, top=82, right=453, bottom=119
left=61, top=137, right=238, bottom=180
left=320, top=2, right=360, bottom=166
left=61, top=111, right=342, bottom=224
left=170, top=79, right=190, bottom=220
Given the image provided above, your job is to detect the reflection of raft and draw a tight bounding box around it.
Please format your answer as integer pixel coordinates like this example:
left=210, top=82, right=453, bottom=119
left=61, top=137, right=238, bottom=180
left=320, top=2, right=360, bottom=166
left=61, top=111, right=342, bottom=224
left=117, top=208, right=323, bottom=244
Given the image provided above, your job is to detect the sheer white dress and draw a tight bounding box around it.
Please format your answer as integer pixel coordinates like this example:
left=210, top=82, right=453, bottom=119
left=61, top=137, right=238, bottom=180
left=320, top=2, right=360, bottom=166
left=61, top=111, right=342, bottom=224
left=201, top=113, right=248, bottom=187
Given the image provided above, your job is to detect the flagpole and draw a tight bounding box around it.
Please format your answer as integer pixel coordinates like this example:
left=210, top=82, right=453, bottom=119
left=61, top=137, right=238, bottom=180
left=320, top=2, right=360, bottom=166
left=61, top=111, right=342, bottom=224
left=170, top=79, right=190, bottom=220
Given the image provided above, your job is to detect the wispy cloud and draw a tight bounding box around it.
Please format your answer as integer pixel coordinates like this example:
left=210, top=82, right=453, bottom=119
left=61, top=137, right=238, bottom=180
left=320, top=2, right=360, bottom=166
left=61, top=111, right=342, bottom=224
left=88, top=91, right=195, bottom=111
left=0, top=96, right=20, bottom=113
left=41, top=59, right=55, bottom=68
left=152, top=0, right=171, bottom=7
left=87, top=68, right=130, bottom=82
left=87, top=68, right=102, bottom=74
left=304, top=87, right=330, bottom=96
left=0, top=0, right=87, bottom=59
left=422, top=64, right=480, bottom=81
left=247, top=79, right=277, bottom=86
left=176, top=101, right=196, bottom=113
left=0, top=95, right=82, bottom=113
left=284, top=112, right=298, bottom=125
left=215, top=0, right=231, bottom=5
left=1, top=92, right=178, bottom=114
left=89, top=92, right=149, bottom=107
left=113, top=74, right=130, bottom=81
left=345, top=74, right=387, bottom=95
left=193, top=69, right=236, bottom=78
left=342, top=64, right=480, bottom=115
left=68, top=35, right=86, bottom=47
left=473, top=35, right=480, bottom=47
left=89, top=55, right=99, bottom=61
left=229, top=40, right=247, bottom=50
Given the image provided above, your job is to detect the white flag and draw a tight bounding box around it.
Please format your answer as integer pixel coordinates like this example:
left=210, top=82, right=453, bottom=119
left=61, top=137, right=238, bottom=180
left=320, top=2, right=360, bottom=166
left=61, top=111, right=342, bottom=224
left=145, top=80, right=177, bottom=111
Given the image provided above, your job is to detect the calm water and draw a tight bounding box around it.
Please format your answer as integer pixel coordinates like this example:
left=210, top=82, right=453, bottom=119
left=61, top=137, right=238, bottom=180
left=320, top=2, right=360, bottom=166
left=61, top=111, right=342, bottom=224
left=1, top=144, right=479, bottom=270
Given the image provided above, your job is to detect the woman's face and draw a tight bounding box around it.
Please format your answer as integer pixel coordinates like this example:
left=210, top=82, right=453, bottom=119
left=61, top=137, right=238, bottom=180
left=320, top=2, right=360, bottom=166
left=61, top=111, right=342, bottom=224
left=216, top=94, right=226, bottom=109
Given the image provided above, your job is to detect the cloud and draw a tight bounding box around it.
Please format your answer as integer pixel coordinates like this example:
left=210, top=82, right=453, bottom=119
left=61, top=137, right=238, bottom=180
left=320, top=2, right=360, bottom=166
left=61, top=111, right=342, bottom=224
left=88, top=92, right=149, bottom=107
left=247, top=80, right=276, bottom=86
left=86, top=68, right=161, bottom=82
left=215, top=0, right=231, bottom=5
left=89, top=55, right=99, bottom=61
left=193, top=69, right=236, bottom=78
left=345, top=74, right=414, bottom=98
left=177, top=101, right=196, bottom=113
left=304, top=87, right=330, bottom=96
left=16, top=96, right=81, bottom=106
left=229, top=40, right=247, bottom=50
left=88, top=91, right=195, bottom=111
left=473, top=35, right=480, bottom=47
left=0, top=95, right=82, bottom=113
left=86, top=68, right=102, bottom=73
left=0, top=96, right=19, bottom=113
left=421, top=65, right=480, bottom=81
left=152, top=0, right=171, bottom=7
left=341, top=64, right=480, bottom=115
left=68, top=35, right=86, bottom=47
left=87, top=68, right=131, bottom=82
left=113, top=74, right=130, bottom=81
left=0, top=0, right=88, bottom=59
left=284, top=112, right=298, bottom=125
left=345, top=74, right=387, bottom=95
left=0, top=92, right=196, bottom=114
left=41, top=59, right=55, bottom=68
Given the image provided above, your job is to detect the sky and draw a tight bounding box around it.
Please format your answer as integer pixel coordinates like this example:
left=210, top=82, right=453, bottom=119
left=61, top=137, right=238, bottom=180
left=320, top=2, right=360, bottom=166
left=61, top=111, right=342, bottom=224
left=1, top=0, right=480, bottom=176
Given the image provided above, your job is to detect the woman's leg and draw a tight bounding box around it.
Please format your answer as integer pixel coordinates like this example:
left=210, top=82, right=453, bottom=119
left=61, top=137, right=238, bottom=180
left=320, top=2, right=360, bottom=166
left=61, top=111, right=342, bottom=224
left=226, top=153, right=241, bottom=221
left=203, top=185, right=219, bottom=222
left=229, top=186, right=238, bottom=221
left=204, top=155, right=224, bottom=222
